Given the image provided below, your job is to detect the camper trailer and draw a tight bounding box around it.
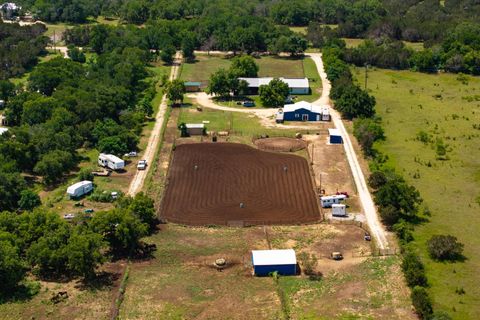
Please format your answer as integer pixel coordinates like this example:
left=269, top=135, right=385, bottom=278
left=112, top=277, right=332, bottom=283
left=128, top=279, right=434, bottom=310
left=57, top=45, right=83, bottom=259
left=98, top=153, right=125, bottom=171
left=320, top=194, right=347, bottom=208
left=67, top=180, right=93, bottom=198
left=332, top=204, right=347, bottom=217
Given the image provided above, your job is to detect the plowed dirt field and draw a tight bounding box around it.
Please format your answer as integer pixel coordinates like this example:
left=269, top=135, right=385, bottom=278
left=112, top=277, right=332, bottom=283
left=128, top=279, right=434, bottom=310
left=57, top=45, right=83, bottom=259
left=161, top=143, right=320, bottom=225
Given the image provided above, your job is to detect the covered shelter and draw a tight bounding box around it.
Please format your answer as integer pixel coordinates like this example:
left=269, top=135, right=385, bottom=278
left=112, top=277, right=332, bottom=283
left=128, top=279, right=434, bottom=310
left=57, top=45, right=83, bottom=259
left=251, top=249, right=297, bottom=276
left=184, top=81, right=202, bottom=92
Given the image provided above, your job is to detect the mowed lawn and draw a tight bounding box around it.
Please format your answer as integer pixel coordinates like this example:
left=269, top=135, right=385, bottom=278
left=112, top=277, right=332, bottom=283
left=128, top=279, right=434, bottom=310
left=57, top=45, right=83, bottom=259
left=354, top=67, right=480, bottom=319
left=180, top=54, right=306, bottom=82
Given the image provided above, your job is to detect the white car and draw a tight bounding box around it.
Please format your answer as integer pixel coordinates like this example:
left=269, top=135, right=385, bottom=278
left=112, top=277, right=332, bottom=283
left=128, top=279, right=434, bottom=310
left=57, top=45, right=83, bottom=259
left=63, top=213, right=75, bottom=220
left=124, top=151, right=137, bottom=157
left=137, top=160, right=147, bottom=170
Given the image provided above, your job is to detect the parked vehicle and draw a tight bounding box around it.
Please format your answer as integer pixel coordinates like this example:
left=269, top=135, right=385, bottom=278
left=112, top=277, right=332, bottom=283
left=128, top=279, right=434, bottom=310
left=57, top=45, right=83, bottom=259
left=336, top=191, right=349, bottom=198
left=84, top=209, right=94, bottom=213
left=331, top=252, right=343, bottom=260
left=124, top=151, right=137, bottom=157
left=67, top=181, right=93, bottom=199
left=63, top=213, right=75, bottom=220
left=98, top=153, right=125, bottom=171
left=242, top=101, right=255, bottom=107
left=137, top=160, right=147, bottom=170
left=332, top=204, right=347, bottom=217
left=320, top=194, right=347, bottom=208
left=364, top=232, right=371, bottom=241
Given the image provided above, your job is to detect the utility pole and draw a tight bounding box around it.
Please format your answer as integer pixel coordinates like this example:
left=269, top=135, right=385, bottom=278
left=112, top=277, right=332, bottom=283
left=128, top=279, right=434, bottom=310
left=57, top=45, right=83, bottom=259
left=364, top=63, right=368, bottom=90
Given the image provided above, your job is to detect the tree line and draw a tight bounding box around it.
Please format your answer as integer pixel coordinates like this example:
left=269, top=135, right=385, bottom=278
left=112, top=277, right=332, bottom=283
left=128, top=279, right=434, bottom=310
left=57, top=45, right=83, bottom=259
left=0, top=192, right=157, bottom=297
left=309, top=22, right=480, bottom=75
left=0, top=21, right=49, bottom=80
left=0, top=25, right=161, bottom=212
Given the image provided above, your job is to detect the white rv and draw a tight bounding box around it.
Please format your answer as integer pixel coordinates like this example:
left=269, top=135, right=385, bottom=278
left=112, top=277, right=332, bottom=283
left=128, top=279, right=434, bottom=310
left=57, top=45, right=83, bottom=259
left=320, top=194, right=347, bottom=208
left=98, top=153, right=125, bottom=170
left=332, top=204, right=347, bottom=217
left=67, top=180, right=93, bottom=198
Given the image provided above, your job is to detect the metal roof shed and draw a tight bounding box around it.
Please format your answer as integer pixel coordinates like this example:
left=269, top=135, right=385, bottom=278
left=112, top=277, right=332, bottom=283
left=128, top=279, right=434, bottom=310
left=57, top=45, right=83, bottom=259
left=252, top=249, right=297, bottom=276
left=328, top=128, right=343, bottom=144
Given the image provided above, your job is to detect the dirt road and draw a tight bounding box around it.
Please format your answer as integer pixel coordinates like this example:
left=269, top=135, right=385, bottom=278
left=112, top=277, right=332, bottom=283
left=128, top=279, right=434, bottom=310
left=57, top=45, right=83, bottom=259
left=307, top=53, right=389, bottom=250
left=188, top=92, right=324, bottom=130
left=127, top=52, right=182, bottom=196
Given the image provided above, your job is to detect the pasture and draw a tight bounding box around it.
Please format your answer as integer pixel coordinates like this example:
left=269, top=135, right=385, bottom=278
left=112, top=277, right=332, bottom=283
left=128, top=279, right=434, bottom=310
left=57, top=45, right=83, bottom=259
left=354, top=67, right=480, bottom=319
left=180, top=54, right=307, bottom=82
left=119, top=224, right=414, bottom=319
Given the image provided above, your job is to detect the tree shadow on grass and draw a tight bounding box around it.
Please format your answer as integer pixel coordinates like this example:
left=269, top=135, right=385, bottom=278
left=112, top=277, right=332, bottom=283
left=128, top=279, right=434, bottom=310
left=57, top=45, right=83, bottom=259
left=0, top=281, right=41, bottom=303
left=75, top=271, right=121, bottom=292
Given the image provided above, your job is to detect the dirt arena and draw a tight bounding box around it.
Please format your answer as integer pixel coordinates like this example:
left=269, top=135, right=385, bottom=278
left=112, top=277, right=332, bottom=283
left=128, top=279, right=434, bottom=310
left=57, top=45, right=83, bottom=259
left=254, top=137, right=307, bottom=152
left=161, top=143, right=320, bottom=225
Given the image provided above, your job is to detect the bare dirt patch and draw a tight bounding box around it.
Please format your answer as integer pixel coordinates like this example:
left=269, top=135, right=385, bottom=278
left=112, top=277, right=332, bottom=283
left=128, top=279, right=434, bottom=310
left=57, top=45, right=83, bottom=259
left=160, top=143, right=320, bottom=225
left=254, top=137, right=307, bottom=152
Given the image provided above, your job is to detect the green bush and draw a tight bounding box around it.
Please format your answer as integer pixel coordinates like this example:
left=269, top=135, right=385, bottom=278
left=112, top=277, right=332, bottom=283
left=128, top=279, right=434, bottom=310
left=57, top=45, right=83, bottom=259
left=401, top=250, right=428, bottom=288
left=411, top=286, right=433, bottom=319
left=78, top=168, right=94, bottom=182
left=427, top=235, right=464, bottom=261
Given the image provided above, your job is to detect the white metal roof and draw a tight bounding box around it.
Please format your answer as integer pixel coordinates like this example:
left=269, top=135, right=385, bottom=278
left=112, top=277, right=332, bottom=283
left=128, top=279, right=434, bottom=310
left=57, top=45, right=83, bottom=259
left=67, top=180, right=92, bottom=193
left=186, top=123, right=205, bottom=129
left=0, top=127, right=8, bottom=135
left=332, top=203, right=346, bottom=208
left=321, top=194, right=347, bottom=200
left=239, top=77, right=309, bottom=89
left=252, top=249, right=296, bottom=266
left=283, top=101, right=325, bottom=114
left=328, top=128, right=341, bottom=136
left=100, top=153, right=124, bottom=164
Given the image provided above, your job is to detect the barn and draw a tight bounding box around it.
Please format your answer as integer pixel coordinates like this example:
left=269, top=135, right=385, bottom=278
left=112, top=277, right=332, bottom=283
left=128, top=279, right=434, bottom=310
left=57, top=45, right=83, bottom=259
left=186, top=123, right=205, bottom=135
left=328, top=128, right=343, bottom=144
left=184, top=81, right=202, bottom=92
left=283, top=101, right=323, bottom=121
left=251, top=249, right=297, bottom=276
left=239, top=77, right=310, bottom=95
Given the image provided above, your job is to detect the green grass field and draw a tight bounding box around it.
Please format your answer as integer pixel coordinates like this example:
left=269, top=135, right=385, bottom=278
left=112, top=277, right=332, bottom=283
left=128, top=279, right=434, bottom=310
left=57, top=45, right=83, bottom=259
left=180, top=54, right=306, bottom=83
left=354, top=67, right=480, bottom=319
left=178, top=102, right=298, bottom=140
left=343, top=38, right=424, bottom=51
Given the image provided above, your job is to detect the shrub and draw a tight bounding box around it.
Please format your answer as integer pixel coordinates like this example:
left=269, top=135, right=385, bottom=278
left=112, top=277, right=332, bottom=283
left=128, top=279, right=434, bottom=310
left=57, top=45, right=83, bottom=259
left=427, top=235, right=464, bottom=261
left=379, top=205, right=401, bottom=227
left=401, top=250, right=428, bottom=287
left=78, top=168, right=94, bottom=182
left=411, top=286, right=433, bottom=319
left=368, top=171, right=387, bottom=189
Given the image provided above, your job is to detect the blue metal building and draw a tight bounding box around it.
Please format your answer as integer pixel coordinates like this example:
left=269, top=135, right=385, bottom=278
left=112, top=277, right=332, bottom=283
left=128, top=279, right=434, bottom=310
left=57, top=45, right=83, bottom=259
left=283, top=101, right=322, bottom=121
left=252, top=249, right=297, bottom=276
left=329, top=128, right=343, bottom=144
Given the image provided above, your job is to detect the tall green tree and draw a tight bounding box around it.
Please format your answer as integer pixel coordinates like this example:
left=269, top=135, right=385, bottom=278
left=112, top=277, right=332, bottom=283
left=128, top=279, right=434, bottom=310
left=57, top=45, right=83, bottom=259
left=230, top=55, right=259, bottom=77
left=165, top=79, right=186, bottom=105
left=334, top=85, right=376, bottom=119
left=259, top=78, right=289, bottom=108
left=66, top=230, right=105, bottom=280
left=0, top=233, right=26, bottom=295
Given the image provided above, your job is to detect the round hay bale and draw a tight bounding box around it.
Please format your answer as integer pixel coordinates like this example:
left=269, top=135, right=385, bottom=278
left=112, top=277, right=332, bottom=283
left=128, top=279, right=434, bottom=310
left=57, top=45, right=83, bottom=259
left=254, top=137, right=307, bottom=152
